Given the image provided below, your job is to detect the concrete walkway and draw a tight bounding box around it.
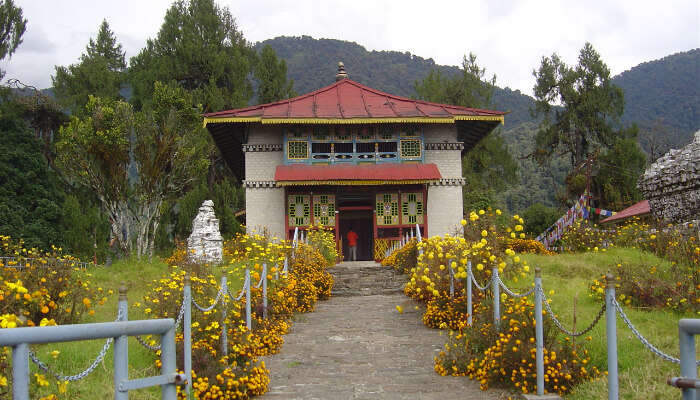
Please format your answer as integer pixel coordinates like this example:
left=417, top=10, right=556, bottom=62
left=263, top=262, right=505, bottom=400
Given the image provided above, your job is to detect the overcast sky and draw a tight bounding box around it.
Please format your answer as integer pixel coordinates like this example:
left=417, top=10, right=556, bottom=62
left=2, top=0, right=698, bottom=96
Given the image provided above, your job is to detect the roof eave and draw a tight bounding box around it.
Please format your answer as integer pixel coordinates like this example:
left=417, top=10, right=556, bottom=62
left=203, top=115, right=505, bottom=128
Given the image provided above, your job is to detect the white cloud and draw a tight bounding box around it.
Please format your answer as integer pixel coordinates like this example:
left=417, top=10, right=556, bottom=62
left=1, top=0, right=697, bottom=93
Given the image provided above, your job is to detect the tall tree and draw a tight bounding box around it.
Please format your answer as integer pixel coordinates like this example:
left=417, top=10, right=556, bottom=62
left=0, top=0, right=26, bottom=80
left=129, top=0, right=254, bottom=112
left=415, top=53, right=496, bottom=107
left=55, top=83, right=210, bottom=258
left=52, top=20, right=126, bottom=114
left=532, top=42, right=625, bottom=168
left=415, top=52, right=517, bottom=211
left=594, top=126, right=646, bottom=210
left=0, top=89, right=63, bottom=249
left=254, top=44, right=296, bottom=104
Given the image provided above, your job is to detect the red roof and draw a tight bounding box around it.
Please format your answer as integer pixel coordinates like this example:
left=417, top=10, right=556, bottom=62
left=601, top=200, right=651, bottom=223
left=203, top=78, right=505, bottom=122
left=274, top=163, right=441, bottom=186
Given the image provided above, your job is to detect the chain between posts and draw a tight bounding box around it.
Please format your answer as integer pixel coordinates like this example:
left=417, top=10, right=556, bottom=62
left=229, top=274, right=249, bottom=302
left=27, top=308, right=125, bottom=382
left=192, top=284, right=226, bottom=312
left=539, top=286, right=606, bottom=337
left=497, top=275, right=536, bottom=298
left=613, top=298, right=700, bottom=366
left=468, top=267, right=492, bottom=292
left=134, top=298, right=187, bottom=352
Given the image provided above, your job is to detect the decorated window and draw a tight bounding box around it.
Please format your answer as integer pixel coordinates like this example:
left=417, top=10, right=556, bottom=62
left=401, top=192, right=424, bottom=224
left=400, top=139, right=421, bottom=158
left=376, top=193, right=399, bottom=226
left=312, top=194, right=336, bottom=226
left=287, top=141, right=309, bottom=159
left=288, top=195, right=310, bottom=226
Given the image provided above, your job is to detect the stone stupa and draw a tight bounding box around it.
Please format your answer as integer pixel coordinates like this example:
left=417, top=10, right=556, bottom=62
left=638, top=131, right=700, bottom=223
left=187, top=200, right=223, bottom=264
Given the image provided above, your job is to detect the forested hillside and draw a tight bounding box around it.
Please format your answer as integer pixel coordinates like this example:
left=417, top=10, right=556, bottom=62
left=612, top=48, right=699, bottom=154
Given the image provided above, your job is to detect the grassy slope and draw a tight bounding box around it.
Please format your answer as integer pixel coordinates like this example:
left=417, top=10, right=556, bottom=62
left=27, top=257, right=245, bottom=399
left=512, top=248, right=698, bottom=400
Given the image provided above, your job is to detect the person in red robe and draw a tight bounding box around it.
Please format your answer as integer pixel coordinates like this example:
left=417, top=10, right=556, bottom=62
left=346, top=227, right=359, bottom=261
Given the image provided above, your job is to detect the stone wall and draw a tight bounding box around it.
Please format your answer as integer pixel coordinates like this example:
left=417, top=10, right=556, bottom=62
left=638, top=131, right=700, bottom=223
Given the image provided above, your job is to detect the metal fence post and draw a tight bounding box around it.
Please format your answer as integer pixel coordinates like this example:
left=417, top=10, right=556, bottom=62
left=12, top=343, right=29, bottom=400
left=534, top=267, right=544, bottom=396
left=220, top=276, right=228, bottom=357
left=605, top=273, right=619, bottom=400
left=262, top=263, right=268, bottom=320
left=466, top=261, right=473, bottom=326
left=184, top=274, right=192, bottom=400
left=678, top=319, right=698, bottom=400
left=492, top=267, right=500, bottom=330
left=449, top=260, right=454, bottom=299
left=245, top=268, right=252, bottom=330
left=114, top=283, right=129, bottom=400
left=160, top=324, right=177, bottom=400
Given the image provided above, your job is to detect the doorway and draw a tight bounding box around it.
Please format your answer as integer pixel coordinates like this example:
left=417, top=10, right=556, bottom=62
left=338, top=208, right=373, bottom=261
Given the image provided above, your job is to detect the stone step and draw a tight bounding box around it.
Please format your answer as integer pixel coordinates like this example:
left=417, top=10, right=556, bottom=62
left=329, top=261, right=407, bottom=297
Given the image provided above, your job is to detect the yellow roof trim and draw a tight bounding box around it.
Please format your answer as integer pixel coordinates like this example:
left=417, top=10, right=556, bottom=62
left=203, top=116, right=261, bottom=127
left=454, top=115, right=505, bottom=124
left=277, top=179, right=436, bottom=186
left=203, top=115, right=505, bottom=127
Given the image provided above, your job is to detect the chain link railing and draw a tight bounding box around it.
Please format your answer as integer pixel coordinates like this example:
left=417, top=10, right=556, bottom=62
left=539, top=286, right=606, bottom=337
left=228, top=274, right=250, bottom=302
left=497, top=275, right=536, bottom=298
left=135, top=299, right=187, bottom=352
left=27, top=308, right=125, bottom=382
left=613, top=298, right=699, bottom=366
left=192, top=284, right=227, bottom=312
left=468, top=267, right=492, bottom=292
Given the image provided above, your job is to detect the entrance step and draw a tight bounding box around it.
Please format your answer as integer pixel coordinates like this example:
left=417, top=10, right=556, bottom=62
left=329, top=261, right=406, bottom=296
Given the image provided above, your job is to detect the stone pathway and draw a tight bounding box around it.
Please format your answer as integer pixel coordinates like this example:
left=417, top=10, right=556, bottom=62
left=263, top=262, right=505, bottom=400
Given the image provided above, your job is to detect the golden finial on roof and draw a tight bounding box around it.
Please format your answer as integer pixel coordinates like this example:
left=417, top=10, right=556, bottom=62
left=336, top=62, right=348, bottom=81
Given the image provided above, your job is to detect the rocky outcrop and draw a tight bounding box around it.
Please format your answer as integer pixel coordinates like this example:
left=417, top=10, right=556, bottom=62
left=638, top=131, right=700, bottom=223
left=187, top=200, right=223, bottom=264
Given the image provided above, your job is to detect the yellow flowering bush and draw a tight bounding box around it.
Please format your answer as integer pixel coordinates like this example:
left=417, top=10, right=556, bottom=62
left=562, top=217, right=698, bottom=272
left=589, top=261, right=699, bottom=313
left=139, top=232, right=333, bottom=399
left=0, top=235, right=103, bottom=398
left=306, top=224, right=340, bottom=265
left=381, top=239, right=417, bottom=273
left=507, top=238, right=555, bottom=255
left=434, top=296, right=599, bottom=396
left=384, top=211, right=599, bottom=396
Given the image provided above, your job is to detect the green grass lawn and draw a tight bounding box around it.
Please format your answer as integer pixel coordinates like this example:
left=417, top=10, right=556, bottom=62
left=508, top=248, right=699, bottom=400
left=22, top=257, right=246, bottom=399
